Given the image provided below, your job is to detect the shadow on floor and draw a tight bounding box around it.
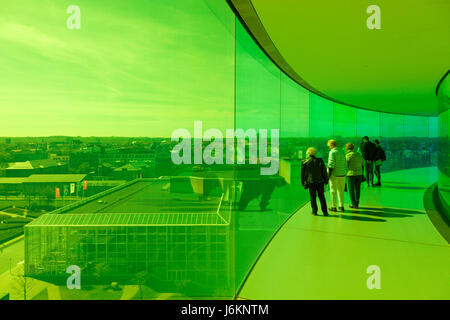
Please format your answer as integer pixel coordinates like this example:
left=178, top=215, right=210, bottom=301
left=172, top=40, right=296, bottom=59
left=381, top=181, right=411, bottom=185
left=324, top=214, right=387, bottom=222
left=352, top=210, right=413, bottom=219
left=360, top=206, right=425, bottom=215
left=379, top=185, right=427, bottom=191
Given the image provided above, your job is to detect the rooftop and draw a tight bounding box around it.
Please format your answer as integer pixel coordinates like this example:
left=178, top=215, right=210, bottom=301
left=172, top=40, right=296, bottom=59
left=113, top=164, right=140, bottom=171
left=24, top=174, right=87, bottom=183
left=0, top=177, right=27, bottom=184
left=63, top=180, right=223, bottom=214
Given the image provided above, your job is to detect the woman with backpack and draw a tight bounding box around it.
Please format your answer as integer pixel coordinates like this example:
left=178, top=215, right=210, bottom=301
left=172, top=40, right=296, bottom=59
left=373, top=139, right=386, bottom=187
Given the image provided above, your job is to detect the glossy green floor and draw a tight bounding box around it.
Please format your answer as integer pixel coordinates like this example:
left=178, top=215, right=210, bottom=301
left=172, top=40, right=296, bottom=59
left=238, top=167, right=450, bottom=299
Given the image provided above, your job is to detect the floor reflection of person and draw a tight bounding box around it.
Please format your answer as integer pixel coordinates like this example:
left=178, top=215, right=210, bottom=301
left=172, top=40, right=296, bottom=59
left=301, top=147, right=328, bottom=216
left=345, top=143, right=364, bottom=209
left=327, top=140, right=348, bottom=213
left=373, top=139, right=386, bottom=187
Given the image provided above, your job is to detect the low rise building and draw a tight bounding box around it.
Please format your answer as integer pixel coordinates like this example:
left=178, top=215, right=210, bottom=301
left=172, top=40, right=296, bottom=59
left=23, top=174, right=86, bottom=198
left=5, top=159, right=68, bottom=177
left=0, top=177, right=26, bottom=195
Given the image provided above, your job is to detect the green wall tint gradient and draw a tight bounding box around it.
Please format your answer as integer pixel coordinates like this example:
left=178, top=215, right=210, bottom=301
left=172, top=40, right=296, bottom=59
left=6, top=0, right=443, bottom=300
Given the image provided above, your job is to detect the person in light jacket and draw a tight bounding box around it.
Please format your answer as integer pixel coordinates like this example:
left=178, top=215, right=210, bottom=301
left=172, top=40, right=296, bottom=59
left=327, top=140, right=348, bottom=212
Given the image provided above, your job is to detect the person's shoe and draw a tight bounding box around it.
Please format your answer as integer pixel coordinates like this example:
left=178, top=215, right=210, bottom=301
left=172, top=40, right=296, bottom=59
left=312, top=212, right=318, bottom=216
left=355, top=204, right=359, bottom=209
left=349, top=205, right=356, bottom=209
left=373, top=182, right=381, bottom=187
left=338, top=207, right=345, bottom=212
left=330, top=207, right=337, bottom=212
left=323, top=212, right=329, bottom=216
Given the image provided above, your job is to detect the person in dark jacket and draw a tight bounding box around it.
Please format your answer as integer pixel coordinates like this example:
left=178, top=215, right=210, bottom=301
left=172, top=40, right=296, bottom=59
left=373, top=139, right=386, bottom=186
left=301, top=147, right=329, bottom=216
left=360, top=136, right=377, bottom=187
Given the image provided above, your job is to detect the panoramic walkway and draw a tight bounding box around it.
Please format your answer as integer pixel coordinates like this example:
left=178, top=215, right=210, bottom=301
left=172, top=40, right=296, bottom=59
left=238, top=167, right=450, bottom=299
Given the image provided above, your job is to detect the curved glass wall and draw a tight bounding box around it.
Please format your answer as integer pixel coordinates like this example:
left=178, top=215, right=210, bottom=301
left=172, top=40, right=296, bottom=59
left=437, top=73, right=449, bottom=216
left=0, top=0, right=440, bottom=300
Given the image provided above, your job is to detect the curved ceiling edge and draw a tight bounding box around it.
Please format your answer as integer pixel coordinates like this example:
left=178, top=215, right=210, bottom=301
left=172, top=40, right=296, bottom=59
left=436, top=70, right=450, bottom=114
left=436, top=70, right=450, bottom=96
left=227, top=0, right=438, bottom=117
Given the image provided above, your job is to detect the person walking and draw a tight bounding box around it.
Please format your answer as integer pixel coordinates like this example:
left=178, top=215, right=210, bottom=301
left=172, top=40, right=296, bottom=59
left=360, top=136, right=377, bottom=187
left=345, top=143, right=364, bottom=209
left=373, top=139, right=386, bottom=186
left=327, top=140, right=347, bottom=212
left=301, top=147, right=329, bottom=216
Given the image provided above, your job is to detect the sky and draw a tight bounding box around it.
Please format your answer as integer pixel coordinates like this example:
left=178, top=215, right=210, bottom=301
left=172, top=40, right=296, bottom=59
left=0, top=0, right=235, bottom=137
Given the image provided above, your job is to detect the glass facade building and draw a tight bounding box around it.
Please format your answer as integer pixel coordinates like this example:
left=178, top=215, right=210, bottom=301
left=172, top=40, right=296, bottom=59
left=25, top=213, right=232, bottom=297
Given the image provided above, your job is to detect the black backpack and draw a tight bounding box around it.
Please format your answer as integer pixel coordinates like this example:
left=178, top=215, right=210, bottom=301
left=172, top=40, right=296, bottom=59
left=363, top=141, right=377, bottom=160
